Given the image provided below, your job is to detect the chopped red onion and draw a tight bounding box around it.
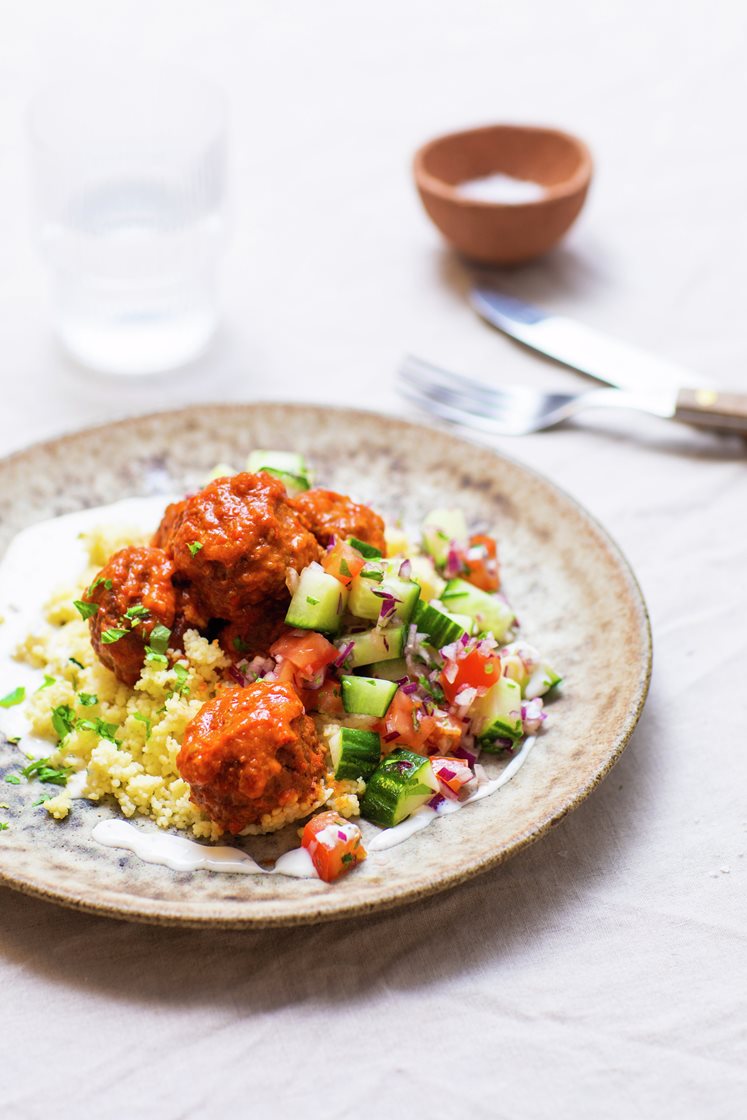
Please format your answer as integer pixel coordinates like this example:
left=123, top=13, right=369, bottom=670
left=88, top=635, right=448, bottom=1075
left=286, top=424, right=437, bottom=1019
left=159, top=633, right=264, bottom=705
left=334, top=641, right=354, bottom=668
left=326, top=535, right=337, bottom=552
left=383, top=730, right=399, bottom=742
left=400, top=681, right=418, bottom=695
left=398, top=558, right=412, bottom=580
left=443, top=660, right=458, bottom=684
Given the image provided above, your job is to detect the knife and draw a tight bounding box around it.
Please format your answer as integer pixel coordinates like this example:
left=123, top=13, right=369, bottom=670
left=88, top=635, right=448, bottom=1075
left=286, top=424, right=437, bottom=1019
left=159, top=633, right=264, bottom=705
left=470, top=287, right=712, bottom=392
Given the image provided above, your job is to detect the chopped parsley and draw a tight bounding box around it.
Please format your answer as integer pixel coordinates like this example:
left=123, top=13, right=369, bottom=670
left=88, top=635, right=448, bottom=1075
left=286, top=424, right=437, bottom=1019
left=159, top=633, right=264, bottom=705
left=69, top=657, right=85, bottom=670
left=78, top=692, right=98, bottom=707
left=76, top=717, right=118, bottom=743
left=133, top=713, right=151, bottom=739
left=124, top=605, right=150, bottom=622
left=187, top=541, right=204, bottom=556
left=144, top=647, right=168, bottom=666
left=37, top=675, right=56, bottom=692
left=33, top=795, right=53, bottom=807
left=51, top=704, right=76, bottom=741
left=87, top=576, right=113, bottom=595
left=341, top=852, right=354, bottom=865
left=171, top=663, right=190, bottom=696
left=101, top=627, right=128, bottom=644
left=21, top=757, right=73, bottom=786
left=149, top=625, right=172, bottom=655
left=74, top=600, right=99, bottom=621
left=0, top=687, right=25, bottom=708
left=232, top=636, right=250, bottom=653
left=4, top=775, right=21, bottom=786
left=0, top=823, right=8, bottom=832
left=6, top=736, right=20, bottom=746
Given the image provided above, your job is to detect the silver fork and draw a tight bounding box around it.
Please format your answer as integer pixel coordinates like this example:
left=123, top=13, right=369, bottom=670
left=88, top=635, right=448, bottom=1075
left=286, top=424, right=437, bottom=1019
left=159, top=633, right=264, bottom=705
left=398, top=354, right=747, bottom=436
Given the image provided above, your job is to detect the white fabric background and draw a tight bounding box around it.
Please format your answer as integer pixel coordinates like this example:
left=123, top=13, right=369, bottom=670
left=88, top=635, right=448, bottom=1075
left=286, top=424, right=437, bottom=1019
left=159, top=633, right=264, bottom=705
left=1, top=2, right=746, bottom=1117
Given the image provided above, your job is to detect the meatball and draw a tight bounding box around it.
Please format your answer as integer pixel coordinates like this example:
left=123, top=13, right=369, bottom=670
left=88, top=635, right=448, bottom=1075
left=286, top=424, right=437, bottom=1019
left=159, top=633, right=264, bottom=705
left=290, top=488, right=386, bottom=552
left=86, top=546, right=177, bottom=686
left=159, top=472, right=320, bottom=623
left=177, top=680, right=326, bottom=834
left=218, top=603, right=290, bottom=661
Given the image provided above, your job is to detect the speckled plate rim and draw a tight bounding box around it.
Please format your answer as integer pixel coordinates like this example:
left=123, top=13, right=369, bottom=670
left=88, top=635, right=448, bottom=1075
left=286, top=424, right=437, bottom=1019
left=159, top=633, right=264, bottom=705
left=0, top=402, right=652, bottom=928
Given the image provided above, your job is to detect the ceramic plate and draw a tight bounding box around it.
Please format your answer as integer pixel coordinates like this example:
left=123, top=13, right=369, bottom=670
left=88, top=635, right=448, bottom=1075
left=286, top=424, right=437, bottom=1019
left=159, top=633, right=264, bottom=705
left=0, top=403, right=650, bottom=927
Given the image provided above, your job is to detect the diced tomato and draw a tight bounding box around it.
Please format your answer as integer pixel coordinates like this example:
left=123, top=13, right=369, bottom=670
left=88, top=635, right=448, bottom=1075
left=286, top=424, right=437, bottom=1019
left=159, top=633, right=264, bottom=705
left=423, top=711, right=464, bottom=755
left=383, top=689, right=437, bottom=752
left=440, top=645, right=502, bottom=704
left=304, top=676, right=344, bottom=716
left=270, top=630, right=338, bottom=681
left=464, top=534, right=500, bottom=593
left=431, top=756, right=474, bottom=797
left=322, top=540, right=367, bottom=586
left=302, top=811, right=367, bottom=882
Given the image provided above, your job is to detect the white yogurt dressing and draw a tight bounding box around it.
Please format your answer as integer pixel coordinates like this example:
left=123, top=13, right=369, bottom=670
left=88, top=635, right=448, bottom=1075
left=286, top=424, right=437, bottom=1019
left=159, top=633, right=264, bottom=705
left=92, top=818, right=319, bottom=878
left=457, top=172, right=546, bottom=204
left=0, top=499, right=539, bottom=880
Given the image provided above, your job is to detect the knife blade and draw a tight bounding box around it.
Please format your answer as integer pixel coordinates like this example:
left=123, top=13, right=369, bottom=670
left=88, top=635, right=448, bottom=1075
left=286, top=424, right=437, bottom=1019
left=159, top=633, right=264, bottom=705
left=470, top=287, right=712, bottom=392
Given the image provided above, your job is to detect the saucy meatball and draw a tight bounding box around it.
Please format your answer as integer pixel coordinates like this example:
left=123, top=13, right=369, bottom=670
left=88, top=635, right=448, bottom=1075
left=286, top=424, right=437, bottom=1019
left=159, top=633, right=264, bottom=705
left=177, top=680, right=326, bottom=834
left=86, top=546, right=177, bottom=686
left=290, top=488, right=386, bottom=552
left=157, top=472, right=320, bottom=623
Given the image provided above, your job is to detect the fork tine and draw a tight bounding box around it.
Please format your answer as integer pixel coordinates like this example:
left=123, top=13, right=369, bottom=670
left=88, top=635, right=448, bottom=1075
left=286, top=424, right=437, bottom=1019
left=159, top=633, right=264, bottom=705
left=398, top=380, right=525, bottom=436
left=400, top=354, right=515, bottom=406
left=398, top=366, right=517, bottom=422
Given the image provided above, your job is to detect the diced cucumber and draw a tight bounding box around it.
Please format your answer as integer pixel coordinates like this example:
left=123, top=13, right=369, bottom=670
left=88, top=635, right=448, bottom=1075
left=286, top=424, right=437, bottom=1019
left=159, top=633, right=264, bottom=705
left=412, top=599, right=468, bottom=649
left=285, top=563, right=348, bottom=634
left=421, top=508, right=469, bottom=566
left=366, top=658, right=408, bottom=682
left=360, top=749, right=439, bottom=828
left=441, top=578, right=514, bottom=640
left=348, top=537, right=382, bottom=559
left=524, top=662, right=562, bottom=700
left=471, top=677, right=523, bottom=747
left=341, top=675, right=397, bottom=717
left=328, top=726, right=382, bottom=781
left=341, top=626, right=406, bottom=668
left=408, top=554, right=446, bottom=602
left=347, top=561, right=420, bottom=625
left=246, top=450, right=310, bottom=494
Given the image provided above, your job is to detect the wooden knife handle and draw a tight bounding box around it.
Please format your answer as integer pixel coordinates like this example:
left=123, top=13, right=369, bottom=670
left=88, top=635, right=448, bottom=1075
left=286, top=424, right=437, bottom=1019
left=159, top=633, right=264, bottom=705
left=675, top=388, right=747, bottom=433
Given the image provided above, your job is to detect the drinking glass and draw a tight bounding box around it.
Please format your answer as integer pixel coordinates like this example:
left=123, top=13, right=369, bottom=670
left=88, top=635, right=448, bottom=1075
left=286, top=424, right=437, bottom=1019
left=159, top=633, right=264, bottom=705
left=29, top=66, right=227, bottom=376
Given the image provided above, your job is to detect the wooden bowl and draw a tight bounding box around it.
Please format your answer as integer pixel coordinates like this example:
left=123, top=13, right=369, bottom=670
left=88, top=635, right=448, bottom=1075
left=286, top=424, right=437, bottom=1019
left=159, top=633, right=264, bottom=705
left=413, top=123, right=592, bottom=265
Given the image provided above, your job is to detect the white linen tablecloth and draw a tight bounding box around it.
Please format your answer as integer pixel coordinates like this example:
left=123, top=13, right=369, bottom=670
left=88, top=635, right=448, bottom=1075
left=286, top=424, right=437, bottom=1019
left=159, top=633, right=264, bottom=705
left=1, top=3, right=746, bottom=1117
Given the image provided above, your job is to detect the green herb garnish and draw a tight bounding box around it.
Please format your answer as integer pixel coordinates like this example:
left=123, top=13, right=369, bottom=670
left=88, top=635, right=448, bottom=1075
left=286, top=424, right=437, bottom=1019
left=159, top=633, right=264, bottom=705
left=69, top=657, right=85, bottom=670
left=51, top=704, right=76, bottom=741
left=21, top=757, right=73, bottom=786
left=87, top=576, right=113, bottom=595
left=0, top=687, right=25, bottom=708
left=37, top=675, right=56, bottom=692
left=188, top=541, right=203, bottom=556
left=4, top=775, right=21, bottom=786
left=232, top=636, right=249, bottom=653
left=74, top=600, right=99, bottom=621
left=101, top=627, right=128, bottom=644
left=149, top=625, right=171, bottom=655
left=78, top=692, right=98, bottom=707
left=145, top=647, right=168, bottom=666
left=33, top=795, right=53, bottom=807
left=306, top=595, right=320, bottom=606
left=0, top=823, right=8, bottom=831
left=124, top=605, right=150, bottom=622
left=170, top=663, right=190, bottom=696
left=133, top=713, right=151, bottom=739
left=339, top=558, right=351, bottom=578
